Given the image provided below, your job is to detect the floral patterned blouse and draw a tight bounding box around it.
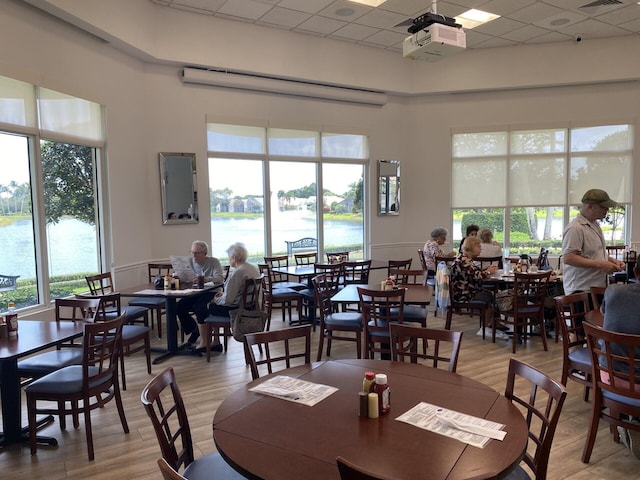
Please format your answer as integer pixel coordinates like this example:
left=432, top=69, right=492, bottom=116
left=423, top=240, right=444, bottom=272
left=450, top=252, right=486, bottom=302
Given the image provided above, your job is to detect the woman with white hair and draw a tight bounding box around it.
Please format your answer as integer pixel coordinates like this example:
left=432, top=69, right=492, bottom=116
left=423, top=227, right=454, bottom=276
left=191, top=242, right=259, bottom=352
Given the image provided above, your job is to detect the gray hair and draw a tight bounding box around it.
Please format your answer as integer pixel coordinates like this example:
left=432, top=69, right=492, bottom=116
left=478, top=228, right=493, bottom=243
left=226, top=242, right=248, bottom=263
left=192, top=240, right=209, bottom=255
left=430, top=227, right=448, bottom=240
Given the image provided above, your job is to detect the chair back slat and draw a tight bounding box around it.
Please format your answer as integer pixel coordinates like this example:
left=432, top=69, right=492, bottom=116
left=55, top=297, right=100, bottom=323
left=343, top=260, right=372, bottom=285
left=389, top=323, right=463, bottom=372
left=85, top=272, right=115, bottom=295
left=387, top=259, right=412, bottom=276
left=148, top=263, right=173, bottom=282
left=294, top=252, right=317, bottom=265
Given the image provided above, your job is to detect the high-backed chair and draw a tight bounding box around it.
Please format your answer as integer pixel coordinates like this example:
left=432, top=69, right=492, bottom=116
left=294, top=251, right=317, bottom=265
left=25, top=315, right=128, bottom=461
left=128, top=262, right=172, bottom=337
left=504, top=358, right=567, bottom=480
left=388, top=268, right=428, bottom=326
left=243, top=325, right=312, bottom=380
left=79, top=292, right=152, bottom=390
left=343, top=259, right=372, bottom=285
left=158, top=458, right=187, bottom=480
left=314, top=273, right=363, bottom=361
left=582, top=322, right=640, bottom=463
left=263, top=255, right=306, bottom=290
left=141, top=367, right=244, bottom=480
left=389, top=323, right=463, bottom=372
left=326, top=251, right=350, bottom=264
left=336, top=456, right=395, bottom=480
left=259, top=263, right=302, bottom=326
left=501, top=271, right=552, bottom=353
left=589, top=285, right=606, bottom=311
left=417, top=248, right=428, bottom=271
left=358, top=287, right=405, bottom=359
left=204, top=276, right=262, bottom=362
left=554, top=293, right=592, bottom=401
left=85, top=271, right=150, bottom=327
left=387, top=258, right=412, bottom=276
left=18, top=297, right=100, bottom=384
left=444, top=271, right=492, bottom=340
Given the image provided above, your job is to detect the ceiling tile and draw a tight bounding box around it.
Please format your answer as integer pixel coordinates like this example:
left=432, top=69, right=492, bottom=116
left=258, top=7, right=311, bottom=28
left=218, top=0, right=274, bottom=20
left=331, top=22, right=379, bottom=40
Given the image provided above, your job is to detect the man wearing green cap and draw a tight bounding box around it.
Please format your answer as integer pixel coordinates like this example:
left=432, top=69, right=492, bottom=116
left=562, top=189, right=626, bottom=297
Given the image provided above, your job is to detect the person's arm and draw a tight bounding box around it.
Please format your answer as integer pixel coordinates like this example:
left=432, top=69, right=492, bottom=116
left=563, top=251, right=621, bottom=275
left=215, top=270, right=242, bottom=306
left=207, top=258, right=224, bottom=284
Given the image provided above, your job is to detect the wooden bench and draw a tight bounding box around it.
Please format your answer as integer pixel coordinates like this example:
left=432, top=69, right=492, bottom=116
left=285, top=237, right=317, bottom=257
left=0, top=274, right=19, bottom=292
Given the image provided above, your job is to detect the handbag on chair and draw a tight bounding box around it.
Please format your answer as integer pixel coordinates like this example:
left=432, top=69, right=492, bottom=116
left=230, top=308, right=268, bottom=342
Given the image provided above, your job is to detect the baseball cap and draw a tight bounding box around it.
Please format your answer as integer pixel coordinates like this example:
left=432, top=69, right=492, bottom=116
left=581, top=189, right=617, bottom=208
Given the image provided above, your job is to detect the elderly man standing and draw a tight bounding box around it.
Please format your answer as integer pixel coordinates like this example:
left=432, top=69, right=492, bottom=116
left=562, top=189, right=625, bottom=298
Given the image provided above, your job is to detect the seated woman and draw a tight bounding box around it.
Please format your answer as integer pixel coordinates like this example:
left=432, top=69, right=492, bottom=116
left=423, top=227, right=454, bottom=277
left=191, top=242, right=259, bottom=352
left=478, top=228, right=503, bottom=258
left=450, top=236, right=498, bottom=306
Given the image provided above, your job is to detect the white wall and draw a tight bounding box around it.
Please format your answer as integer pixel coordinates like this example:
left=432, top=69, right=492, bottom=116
left=2, top=0, right=639, bottom=291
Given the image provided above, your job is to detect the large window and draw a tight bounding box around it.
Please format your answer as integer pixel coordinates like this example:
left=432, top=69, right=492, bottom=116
left=0, top=76, right=104, bottom=312
left=207, top=123, right=367, bottom=263
left=452, top=124, right=633, bottom=255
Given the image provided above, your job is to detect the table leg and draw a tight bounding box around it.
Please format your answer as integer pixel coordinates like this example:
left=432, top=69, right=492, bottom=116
left=152, top=296, right=202, bottom=364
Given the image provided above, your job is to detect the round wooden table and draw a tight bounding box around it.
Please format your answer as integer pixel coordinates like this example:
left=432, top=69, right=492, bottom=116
left=213, top=359, right=528, bottom=480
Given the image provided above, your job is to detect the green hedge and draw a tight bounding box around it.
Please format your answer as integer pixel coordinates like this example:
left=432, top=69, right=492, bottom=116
left=0, top=272, right=95, bottom=311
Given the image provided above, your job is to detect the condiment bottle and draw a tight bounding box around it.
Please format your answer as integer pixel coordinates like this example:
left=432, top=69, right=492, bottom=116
left=363, top=371, right=376, bottom=393
left=8, top=301, right=15, bottom=313
left=384, top=277, right=395, bottom=290
left=171, top=272, right=179, bottom=290
left=374, top=373, right=390, bottom=415
left=367, top=393, right=379, bottom=419
left=164, top=273, right=171, bottom=290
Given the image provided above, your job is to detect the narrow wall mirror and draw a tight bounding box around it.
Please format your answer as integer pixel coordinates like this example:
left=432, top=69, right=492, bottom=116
left=378, top=160, right=400, bottom=215
left=160, top=152, right=198, bottom=224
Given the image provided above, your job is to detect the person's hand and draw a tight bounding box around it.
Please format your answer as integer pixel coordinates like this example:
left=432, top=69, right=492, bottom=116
left=488, top=265, right=499, bottom=274
left=215, top=291, right=222, bottom=298
left=600, top=260, right=622, bottom=275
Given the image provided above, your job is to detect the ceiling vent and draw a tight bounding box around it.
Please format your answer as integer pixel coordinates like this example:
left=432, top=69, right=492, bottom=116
left=579, top=0, right=625, bottom=15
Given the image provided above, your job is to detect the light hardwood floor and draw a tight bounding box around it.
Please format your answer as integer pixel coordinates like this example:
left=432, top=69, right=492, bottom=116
left=2, top=310, right=640, bottom=480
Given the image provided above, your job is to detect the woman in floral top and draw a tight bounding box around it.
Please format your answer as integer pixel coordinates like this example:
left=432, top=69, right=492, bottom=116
left=423, top=227, right=455, bottom=276
left=450, top=236, right=498, bottom=303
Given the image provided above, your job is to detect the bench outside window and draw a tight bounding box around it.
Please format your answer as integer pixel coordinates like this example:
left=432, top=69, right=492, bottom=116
left=0, top=274, right=19, bottom=292
left=285, top=237, right=317, bottom=257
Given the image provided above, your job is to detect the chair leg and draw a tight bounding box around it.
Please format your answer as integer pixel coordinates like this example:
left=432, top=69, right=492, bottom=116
left=120, top=351, right=127, bottom=391
left=84, top=403, right=95, bottom=461
left=28, top=394, right=38, bottom=455
left=581, top=396, right=603, bottom=463
left=144, top=336, right=152, bottom=374
left=316, top=330, right=325, bottom=362
left=206, top=323, right=213, bottom=363
left=356, top=331, right=362, bottom=359
left=445, top=307, right=452, bottom=330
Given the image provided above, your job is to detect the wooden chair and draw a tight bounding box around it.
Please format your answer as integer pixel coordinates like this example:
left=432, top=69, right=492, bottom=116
left=204, top=276, right=262, bottom=362
left=554, top=293, right=592, bottom=401
left=158, top=458, right=186, bottom=480
left=589, top=285, right=606, bottom=311
left=343, top=259, right=372, bottom=285
left=17, top=297, right=100, bottom=385
left=25, top=316, right=128, bottom=461
left=259, top=263, right=302, bottom=326
left=294, top=251, right=317, bottom=265
left=79, top=292, right=152, bottom=390
left=504, top=358, right=567, bottom=480
left=417, top=248, right=428, bottom=271
left=358, top=287, right=405, bottom=359
left=326, top=251, right=350, bottom=264
left=501, top=271, right=552, bottom=353
left=314, top=273, right=363, bottom=361
left=389, top=323, right=463, bottom=372
left=388, top=268, right=428, bottom=326
left=605, top=244, right=626, bottom=261
left=444, top=277, right=492, bottom=341
left=85, top=272, right=150, bottom=327
left=387, top=258, right=412, bottom=276
left=336, top=456, right=395, bottom=480
left=475, top=255, right=503, bottom=270
left=263, top=255, right=306, bottom=290
left=243, top=325, right=312, bottom=380
left=141, top=367, right=244, bottom=479
left=582, top=322, right=640, bottom=463
left=128, top=262, right=172, bottom=338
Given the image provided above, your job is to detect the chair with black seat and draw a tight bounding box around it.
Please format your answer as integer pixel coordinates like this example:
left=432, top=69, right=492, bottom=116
left=263, top=254, right=307, bottom=290
left=294, top=251, right=317, bottom=265
left=503, top=358, right=567, bottom=480
left=387, top=258, right=412, bottom=276
left=358, top=287, right=405, bottom=360
left=388, top=268, right=428, bottom=326
left=128, top=262, right=172, bottom=338
left=18, top=297, right=101, bottom=386
left=336, top=456, right=395, bottom=480
left=326, top=251, right=350, bottom=264
left=554, top=292, right=592, bottom=402
left=389, top=323, right=462, bottom=372
left=142, top=367, right=244, bottom=480
left=85, top=271, right=150, bottom=327
left=582, top=322, right=640, bottom=463
left=25, top=315, right=128, bottom=461
left=204, top=276, right=262, bottom=362
left=589, top=285, right=606, bottom=311
left=80, top=292, right=151, bottom=390
left=243, top=325, right=312, bottom=380
left=314, top=273, right=363, bottom=361
left=444, top=270, right=492, bottom=341
left=501, top=271, right=552, bottom=353
left=259, top=263, right=302, bottom=326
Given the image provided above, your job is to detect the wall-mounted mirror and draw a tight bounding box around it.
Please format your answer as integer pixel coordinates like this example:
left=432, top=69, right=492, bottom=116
left=378, top=160, right=400, bottom=215
left=160, top=152, right=198, bottom=224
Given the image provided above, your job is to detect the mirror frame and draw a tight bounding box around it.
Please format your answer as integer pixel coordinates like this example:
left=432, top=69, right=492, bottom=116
left=159, top=152, right=198, bottom=225
left=377, top=160, right=400, bottom=216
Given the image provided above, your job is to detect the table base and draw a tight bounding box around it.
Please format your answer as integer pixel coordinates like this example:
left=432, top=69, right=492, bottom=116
left=0, top=414, right=59, bottom=448
left=151, top=342, right=203, bottom=365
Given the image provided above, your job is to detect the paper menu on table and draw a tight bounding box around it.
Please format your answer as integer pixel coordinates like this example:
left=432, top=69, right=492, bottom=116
left=249, top=375, right=338, bottom=407
left=395, top=402, right=506, bottom=448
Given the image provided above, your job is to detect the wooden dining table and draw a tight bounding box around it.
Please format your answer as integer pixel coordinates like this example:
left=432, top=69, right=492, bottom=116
left=330, top=283, right=433, bottom=306
left=213, top=359, right=528, bottom=480
left=120, top=283, right=219, bottom=364
left=0, top=319, right=85, bottom=446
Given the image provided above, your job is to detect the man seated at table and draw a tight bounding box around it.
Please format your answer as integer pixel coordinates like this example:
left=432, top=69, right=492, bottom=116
left=177, top=240, right=224, bottom=345
left=601, top=257, right=640, bottom=459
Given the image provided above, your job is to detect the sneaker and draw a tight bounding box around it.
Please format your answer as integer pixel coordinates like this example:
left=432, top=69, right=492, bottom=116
left=618, top=426, right=631, bottom=450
